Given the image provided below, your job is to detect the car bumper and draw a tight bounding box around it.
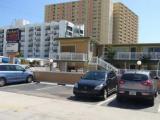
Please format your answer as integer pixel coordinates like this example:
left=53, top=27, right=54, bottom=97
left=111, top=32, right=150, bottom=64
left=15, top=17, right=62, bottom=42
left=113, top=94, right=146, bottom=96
left=73, top=88, right=103, bottom=97
left=117, top=89, right=155, bottom=99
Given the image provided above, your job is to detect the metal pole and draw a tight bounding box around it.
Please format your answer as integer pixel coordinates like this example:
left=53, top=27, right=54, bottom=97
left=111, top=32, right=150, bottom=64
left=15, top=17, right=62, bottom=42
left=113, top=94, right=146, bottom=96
left=156, top=60, right=160, bottom=77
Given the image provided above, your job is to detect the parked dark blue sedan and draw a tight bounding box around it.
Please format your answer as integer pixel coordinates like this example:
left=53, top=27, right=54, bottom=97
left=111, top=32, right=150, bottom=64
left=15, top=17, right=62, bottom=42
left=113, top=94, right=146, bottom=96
left=73, top=70, right=117, bottom=99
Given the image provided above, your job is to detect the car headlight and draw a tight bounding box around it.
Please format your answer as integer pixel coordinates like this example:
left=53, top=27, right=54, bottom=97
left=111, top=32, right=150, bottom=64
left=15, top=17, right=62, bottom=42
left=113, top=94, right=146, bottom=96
left=94, top=84, right=104, bottom=90
left=74, top=83, right=78, bottom=88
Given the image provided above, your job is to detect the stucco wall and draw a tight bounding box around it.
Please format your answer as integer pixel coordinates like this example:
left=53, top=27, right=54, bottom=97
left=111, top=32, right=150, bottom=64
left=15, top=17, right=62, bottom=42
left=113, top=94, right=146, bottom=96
left=34, top=71, right=84, bottom=84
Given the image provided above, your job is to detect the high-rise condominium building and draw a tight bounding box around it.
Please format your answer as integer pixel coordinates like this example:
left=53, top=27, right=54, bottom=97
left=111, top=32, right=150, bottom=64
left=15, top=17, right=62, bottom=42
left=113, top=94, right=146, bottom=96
left=0, top=20, right=84, bottom=58
left=45, top=0, right=113, bottom=45
left=113, top=2, right=138, bottom=44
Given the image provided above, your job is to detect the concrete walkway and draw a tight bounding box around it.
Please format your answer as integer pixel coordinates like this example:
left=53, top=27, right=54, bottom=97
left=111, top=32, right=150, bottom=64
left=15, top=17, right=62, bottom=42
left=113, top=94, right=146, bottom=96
left=0, top=91, right=159, bottom=120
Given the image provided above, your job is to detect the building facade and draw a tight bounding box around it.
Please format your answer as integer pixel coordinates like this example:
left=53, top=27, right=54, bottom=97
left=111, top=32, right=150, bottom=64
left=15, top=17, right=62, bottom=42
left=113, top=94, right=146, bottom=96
left=104, top=43, right=160, bottom=70
left=0, top=20, right=84, bottom=59
left=45, top=0, right=113, bottom=45
left=113, top=2, right=138, bottom=44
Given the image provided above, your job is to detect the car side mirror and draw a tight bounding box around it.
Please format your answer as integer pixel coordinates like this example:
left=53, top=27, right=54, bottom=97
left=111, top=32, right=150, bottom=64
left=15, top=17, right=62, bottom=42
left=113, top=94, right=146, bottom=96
left=22, top=69, right=26, bottom=72
left=154, top=76, right=159, bottom=80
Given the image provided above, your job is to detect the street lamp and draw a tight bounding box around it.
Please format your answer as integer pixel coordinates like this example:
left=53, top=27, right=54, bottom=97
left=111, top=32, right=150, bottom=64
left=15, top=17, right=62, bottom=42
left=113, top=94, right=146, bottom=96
left=49, top=59, right=53, bottom=71
left=137, top=60, right=142, bottom=70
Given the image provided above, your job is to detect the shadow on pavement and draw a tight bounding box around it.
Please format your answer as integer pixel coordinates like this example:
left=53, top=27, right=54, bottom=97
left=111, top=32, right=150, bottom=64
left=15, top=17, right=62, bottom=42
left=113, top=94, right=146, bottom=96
left=107, top=98, right=153, bottom=110
left=67, top=96, right=103, bottom=103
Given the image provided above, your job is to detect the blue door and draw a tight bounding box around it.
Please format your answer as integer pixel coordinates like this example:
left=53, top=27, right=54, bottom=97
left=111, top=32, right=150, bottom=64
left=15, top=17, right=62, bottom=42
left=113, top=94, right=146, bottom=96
left=14, top=65, right=27, bottom=81
left=0, top=65, right=18, bottom=83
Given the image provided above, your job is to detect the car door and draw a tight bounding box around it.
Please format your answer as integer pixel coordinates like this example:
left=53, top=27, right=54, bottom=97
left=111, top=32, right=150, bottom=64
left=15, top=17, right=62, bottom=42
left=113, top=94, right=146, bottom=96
left=15, top=65, right=27, bottom=81
left=2, top=65, right=18, bottom=83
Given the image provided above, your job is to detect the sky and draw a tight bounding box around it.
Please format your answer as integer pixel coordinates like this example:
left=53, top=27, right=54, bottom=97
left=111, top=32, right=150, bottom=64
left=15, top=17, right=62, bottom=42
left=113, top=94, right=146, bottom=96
left=0, top=0, right=159, bottom=43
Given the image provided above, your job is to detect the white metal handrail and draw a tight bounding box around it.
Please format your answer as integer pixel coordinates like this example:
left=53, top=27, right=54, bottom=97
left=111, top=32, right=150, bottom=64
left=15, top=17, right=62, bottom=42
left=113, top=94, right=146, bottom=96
left=115, top=52, right=160, bottom=60
left=51, top=52, right=88, bottom=61
left=89, top=57, right=118, bottom=72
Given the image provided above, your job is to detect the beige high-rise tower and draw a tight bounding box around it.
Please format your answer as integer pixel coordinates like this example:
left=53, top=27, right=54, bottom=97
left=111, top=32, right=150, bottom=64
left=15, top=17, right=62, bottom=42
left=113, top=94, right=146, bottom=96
left=113, top=2, right=138, bottom=44
left=45, top=0, right=113, bottom=44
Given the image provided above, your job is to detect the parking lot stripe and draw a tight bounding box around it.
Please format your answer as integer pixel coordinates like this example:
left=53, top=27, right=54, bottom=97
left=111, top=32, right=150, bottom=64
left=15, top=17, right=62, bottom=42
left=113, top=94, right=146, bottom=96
left=158, top=104, right=160, bottom=112
left=40, top=82, right=58, bottom=86
left=96, top=95, right=116, bottom=106
left=40, top=82, right=74, bottom=88
left=36, top=86, right=55, bottom=91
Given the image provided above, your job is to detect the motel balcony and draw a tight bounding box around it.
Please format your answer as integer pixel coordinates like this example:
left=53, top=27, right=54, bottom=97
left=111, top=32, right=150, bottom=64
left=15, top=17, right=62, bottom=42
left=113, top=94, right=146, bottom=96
left=115, top=52, right=160, bottom=60
left=51, top=52, right=88, bottom=62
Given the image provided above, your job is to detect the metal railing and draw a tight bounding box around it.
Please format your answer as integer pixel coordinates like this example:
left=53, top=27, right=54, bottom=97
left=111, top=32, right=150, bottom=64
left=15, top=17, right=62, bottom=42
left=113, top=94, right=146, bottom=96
left=51, top=52, right=88, bottom=61
left=115, top=52, right=160, bottom=60
left=117, top=69, right=160, bottom=77
left=89, top=57, right=118, bottom=72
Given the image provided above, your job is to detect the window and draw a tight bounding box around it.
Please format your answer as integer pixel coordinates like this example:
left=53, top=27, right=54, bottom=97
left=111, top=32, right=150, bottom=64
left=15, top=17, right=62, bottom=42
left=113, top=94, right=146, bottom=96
left=67, top=26, right=73, bottom=31
left=122, top=73, right=148, bottom=81
left=61, top=46, right=75, bottom=52
left=15, top=65, right=25, bottom=71
left=83, top=71, right=106, bottom=81
left=108, top=72, right=115, bottom=79
left=0, top=65, right=8, bottom=71
left=0, top=65, right=16, bottom=71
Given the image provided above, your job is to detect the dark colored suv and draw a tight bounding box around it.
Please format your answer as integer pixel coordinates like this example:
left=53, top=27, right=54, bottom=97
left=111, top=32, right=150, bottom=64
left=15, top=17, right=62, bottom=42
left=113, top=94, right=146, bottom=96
left=117, top=71, right=158, bottom=105
left=73, top=70, right=117, bottom=99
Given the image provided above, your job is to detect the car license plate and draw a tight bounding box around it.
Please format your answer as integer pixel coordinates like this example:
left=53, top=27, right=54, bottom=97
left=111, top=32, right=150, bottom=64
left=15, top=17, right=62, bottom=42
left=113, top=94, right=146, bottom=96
left=129, top=91, right=136, bottom=95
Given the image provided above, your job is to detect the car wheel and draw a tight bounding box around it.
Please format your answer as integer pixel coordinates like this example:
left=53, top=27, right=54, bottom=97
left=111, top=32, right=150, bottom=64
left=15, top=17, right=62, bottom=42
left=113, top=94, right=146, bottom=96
left=26, top=76, right=33, bottom=83
left=102, top=89, right=107, bottom=100
left=75, top=94, right=80, bottom=99
left=155, top=91, right=158, bottom=97
left=115, top=85, right=118, bottom=93
left=0, top=78, right=6, bottom=87
left=116, top=94, right=123, bottom=102
left=149, top=96, right=154, bottom=106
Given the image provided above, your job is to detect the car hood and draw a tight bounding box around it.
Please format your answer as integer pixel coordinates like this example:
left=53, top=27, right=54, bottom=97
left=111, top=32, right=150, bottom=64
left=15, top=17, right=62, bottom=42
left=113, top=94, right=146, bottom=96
left=78, top=79, right=105, bottom=87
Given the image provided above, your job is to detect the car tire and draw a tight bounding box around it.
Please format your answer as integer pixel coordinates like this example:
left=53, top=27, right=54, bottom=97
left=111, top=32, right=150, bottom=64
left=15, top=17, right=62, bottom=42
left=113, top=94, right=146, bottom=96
left=115, top=85, right=118, bottom=93
left=0, top=78, right=6, bottom=87
left=26, top=76, right=33, bottom=83
left=116, top=94, right=123, bottom=102
left=149, top=96, right=154, bottom=106
left=102, top=89, right=107, bottom=100
left=75, top=94, right=80, bottom=99
left=155, top=91, right=158, bottom=97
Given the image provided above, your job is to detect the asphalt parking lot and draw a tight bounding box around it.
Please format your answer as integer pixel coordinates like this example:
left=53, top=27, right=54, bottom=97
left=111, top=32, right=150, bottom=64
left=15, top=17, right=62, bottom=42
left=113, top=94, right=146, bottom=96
left=0, top=82, right=159, bottom=113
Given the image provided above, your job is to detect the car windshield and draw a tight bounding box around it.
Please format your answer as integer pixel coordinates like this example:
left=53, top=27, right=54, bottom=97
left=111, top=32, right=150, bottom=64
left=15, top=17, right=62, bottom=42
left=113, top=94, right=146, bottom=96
left=121, top=73, right=148, bottom=81
left=82, top=71, right=106, bottom=81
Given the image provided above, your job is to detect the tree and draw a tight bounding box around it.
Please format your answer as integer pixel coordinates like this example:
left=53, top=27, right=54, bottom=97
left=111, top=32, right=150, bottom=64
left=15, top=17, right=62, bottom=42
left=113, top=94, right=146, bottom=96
left=16, top=52, right=23, bottom=58
left=104, top=46, right=116, bottom=63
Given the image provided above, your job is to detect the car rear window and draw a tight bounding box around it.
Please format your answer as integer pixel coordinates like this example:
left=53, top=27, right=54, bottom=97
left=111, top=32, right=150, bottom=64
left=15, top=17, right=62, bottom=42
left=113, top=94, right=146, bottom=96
left=121, top=73, right=148, bottom=81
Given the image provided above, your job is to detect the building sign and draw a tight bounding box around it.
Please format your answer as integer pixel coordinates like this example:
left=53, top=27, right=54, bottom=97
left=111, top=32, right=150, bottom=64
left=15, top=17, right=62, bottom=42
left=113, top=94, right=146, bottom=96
left=6, top=29, right=20, bottom=43
left=6, top=28, right=20, bottom=54
left=6, top=43, right=19, bottom=53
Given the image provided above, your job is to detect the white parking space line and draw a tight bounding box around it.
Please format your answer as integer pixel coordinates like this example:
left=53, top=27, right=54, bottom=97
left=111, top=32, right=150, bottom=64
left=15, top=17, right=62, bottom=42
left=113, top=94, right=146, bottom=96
left=40, top=82, right=58, bottom=86
left=36, top=86, right=55, bottom=91
left=158, top=104, right=160, bottom=113
left=40, top=82, right=74, bottom=88
left=96, top=95, right=116, bottom=106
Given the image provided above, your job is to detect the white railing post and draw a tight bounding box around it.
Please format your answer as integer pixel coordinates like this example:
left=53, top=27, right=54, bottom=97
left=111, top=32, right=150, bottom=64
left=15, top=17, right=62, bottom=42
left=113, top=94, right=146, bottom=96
left=71, top=53, right=72, bottom=61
